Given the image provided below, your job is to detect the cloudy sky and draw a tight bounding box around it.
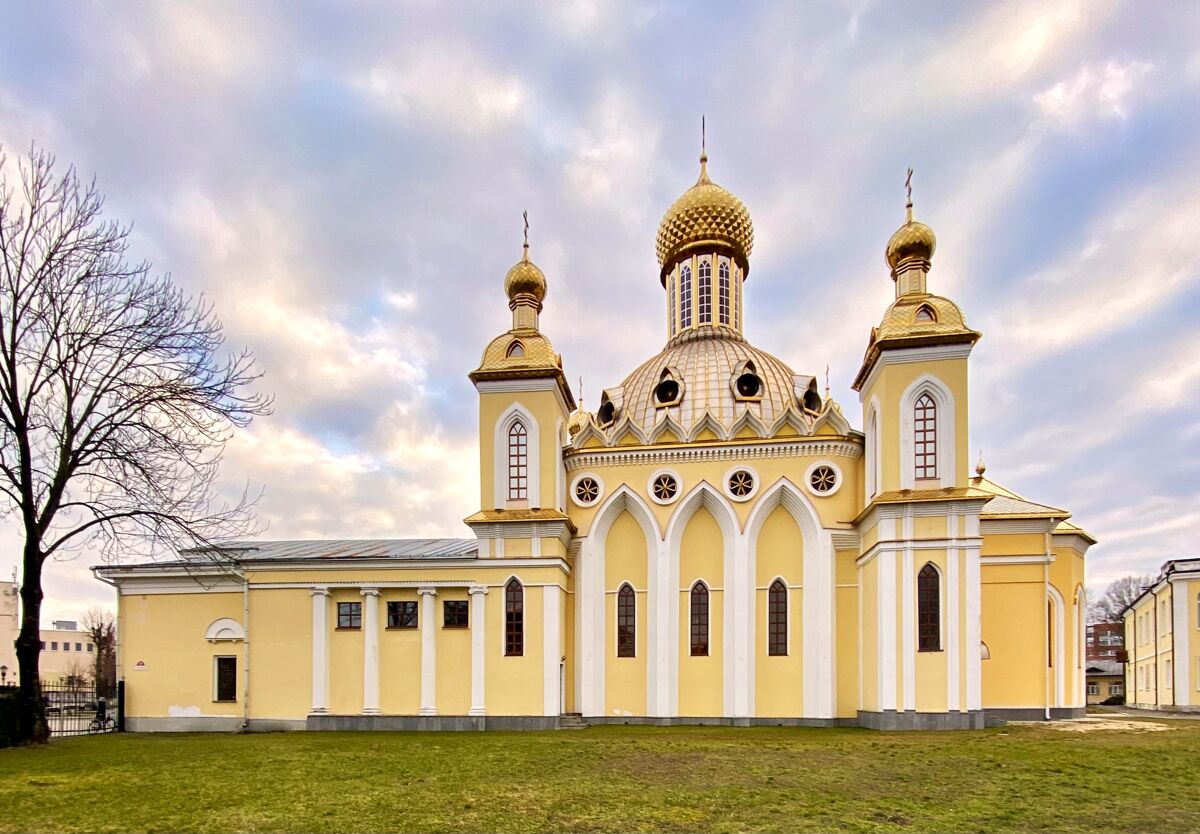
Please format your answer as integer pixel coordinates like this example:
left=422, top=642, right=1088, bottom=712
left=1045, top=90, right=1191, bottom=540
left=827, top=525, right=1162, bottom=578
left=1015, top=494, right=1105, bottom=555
left=1, top=1, right=1198, bottom=623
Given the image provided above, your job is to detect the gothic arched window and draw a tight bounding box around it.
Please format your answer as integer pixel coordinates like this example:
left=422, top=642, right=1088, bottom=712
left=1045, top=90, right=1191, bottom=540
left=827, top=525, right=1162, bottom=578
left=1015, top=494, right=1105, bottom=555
left=617, top=583, right=636, bottom=658
left=914, top=393, right=938, bottom=480
left=505, top=578, right=524, bottom=656
left=917, top=563, right=941, bottom=651
left=718, top=261, right=730, bottom=325
left=679, top=263, right=693, bottom=328
left=690, top=582, right=709, bottom=656
left=768, top=579, right=787, bottom=656
left=697, top=259, right=712, bottom=324
left=507, top=421, right=528, bottom=500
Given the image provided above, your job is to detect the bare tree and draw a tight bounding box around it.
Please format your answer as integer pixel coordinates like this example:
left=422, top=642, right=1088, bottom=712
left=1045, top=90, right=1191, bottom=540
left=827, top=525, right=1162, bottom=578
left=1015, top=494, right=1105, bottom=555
left=1088, top=575, right=1152, bottom=624
left=0, top=147, right=271, bottom=743
left=81, top=606, right=116, bottom=698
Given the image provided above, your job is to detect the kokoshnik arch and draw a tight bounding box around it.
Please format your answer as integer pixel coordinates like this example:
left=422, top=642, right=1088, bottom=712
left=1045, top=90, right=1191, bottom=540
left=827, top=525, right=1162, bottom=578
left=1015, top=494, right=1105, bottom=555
left=95, top=148, right=1094, bottom=731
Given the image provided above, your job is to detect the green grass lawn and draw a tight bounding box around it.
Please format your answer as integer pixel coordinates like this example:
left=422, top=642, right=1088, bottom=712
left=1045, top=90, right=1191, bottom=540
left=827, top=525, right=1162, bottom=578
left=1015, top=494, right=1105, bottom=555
left=1, top=720, right=1198, bottom=833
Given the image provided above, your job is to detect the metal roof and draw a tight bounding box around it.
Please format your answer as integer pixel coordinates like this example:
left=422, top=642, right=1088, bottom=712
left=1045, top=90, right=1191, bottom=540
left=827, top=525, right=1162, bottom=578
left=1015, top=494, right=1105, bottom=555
left=179, top=538, right=478, bottom=563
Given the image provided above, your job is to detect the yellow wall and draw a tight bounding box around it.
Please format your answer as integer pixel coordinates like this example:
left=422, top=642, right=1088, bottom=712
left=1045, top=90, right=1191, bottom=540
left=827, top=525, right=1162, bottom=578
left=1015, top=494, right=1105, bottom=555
left=753, top=506, right=803, bottom=717
left=980, top=565, right=1046, bottom=707
left=248, top=588, right=311, bottom=719
left=604, top=511, right=648, bottom=716
left=914, top=550, right=948, bottom=713
left=478, top=388, right=567, bottom=511
left=485, top=580, right=545, bottom=716
left=378, top=589, right=422, bottom=716
left=678, top=507, right=723, bottom=716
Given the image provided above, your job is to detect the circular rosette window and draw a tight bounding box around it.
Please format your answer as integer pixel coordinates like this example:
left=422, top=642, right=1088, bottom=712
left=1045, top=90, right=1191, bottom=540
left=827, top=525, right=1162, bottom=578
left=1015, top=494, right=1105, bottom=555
left=646, top=469, right=682, bottom=505
left=723, top=466, right=759, bottom=502
left=804, top=461, right=843, bottom=497
left=570, top=473, right=604, bottom=508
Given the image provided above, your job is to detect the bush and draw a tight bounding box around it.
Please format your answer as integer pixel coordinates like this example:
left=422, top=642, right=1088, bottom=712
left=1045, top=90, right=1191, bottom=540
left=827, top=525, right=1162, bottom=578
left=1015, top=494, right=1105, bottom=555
left=0, top=688, right=19, bottom=748
left=1100, top=695, right=1125, bottom=706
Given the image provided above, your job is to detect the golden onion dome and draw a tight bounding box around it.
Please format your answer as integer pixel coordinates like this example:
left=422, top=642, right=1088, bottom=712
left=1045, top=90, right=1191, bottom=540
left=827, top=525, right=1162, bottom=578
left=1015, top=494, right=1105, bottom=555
left=885, top=216, right=936, bottom=272
left=655, top=153, right=754, bottom=282
left=567, top=406, right=591, bottom=438
left=504, top=244, right=547, bottom=304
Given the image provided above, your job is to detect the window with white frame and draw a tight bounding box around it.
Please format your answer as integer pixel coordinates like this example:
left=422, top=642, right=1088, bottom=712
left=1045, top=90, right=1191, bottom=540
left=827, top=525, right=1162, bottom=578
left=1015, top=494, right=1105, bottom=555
left=1110, top=682, right=1123, bottom=696
left=1087, top=682, right=1099, bottom=696
left=697, top=259, right=712, bottom=324
left=914, top=393, right=938, bottom=480
left=717, top=260, right=730, bottom=324
left=507, top=420, right=528, bottom=500
left=679, top=263, right=693, bottom=328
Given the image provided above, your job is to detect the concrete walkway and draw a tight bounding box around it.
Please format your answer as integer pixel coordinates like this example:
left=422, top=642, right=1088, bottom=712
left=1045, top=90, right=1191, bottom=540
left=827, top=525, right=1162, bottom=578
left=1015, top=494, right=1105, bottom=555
left=1089, top=705, right=1200, bottom=720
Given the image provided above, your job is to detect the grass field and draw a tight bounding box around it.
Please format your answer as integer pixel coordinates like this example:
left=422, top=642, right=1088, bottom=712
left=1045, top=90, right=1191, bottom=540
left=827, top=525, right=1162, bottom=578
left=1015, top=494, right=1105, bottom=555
left=1, top=719, right=1198, bottom=833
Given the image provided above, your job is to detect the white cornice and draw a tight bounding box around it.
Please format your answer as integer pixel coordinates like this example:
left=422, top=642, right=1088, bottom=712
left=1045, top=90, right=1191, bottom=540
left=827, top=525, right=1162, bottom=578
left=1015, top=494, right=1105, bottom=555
left=1050, top=533, right=1094, bottom=555
left=857, top=343, right=974, bottom=401
left=474, top=377, right=572, bottom=417
left=564, top=439, right=863, bottom=471
left=980, top=555, right=1055, bottom=565
left=856, top=537, right=983, bottom=567
left=856, top=500, right=984, bottom=533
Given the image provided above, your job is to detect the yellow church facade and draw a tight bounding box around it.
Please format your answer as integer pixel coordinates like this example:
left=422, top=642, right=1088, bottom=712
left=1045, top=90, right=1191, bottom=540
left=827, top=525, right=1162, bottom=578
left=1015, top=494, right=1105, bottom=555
left=96, top=150, right=1093, bottom=731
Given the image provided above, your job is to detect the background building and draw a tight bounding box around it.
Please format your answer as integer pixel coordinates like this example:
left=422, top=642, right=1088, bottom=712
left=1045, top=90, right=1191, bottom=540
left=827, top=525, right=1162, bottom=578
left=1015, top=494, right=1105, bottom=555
left=1085, top=659, right=1123, bottom=705
left=1123, top=558, right=1200, bottom=712
left=1087, top=622, right=1124, bottom=661
left=0, top=583, right=98, bottom=685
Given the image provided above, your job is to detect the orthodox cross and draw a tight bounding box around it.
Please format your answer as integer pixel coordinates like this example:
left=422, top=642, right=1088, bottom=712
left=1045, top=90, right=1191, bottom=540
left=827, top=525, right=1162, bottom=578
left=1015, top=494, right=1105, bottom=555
left=522, top=210, right=529, bottom=247
left=905, top=168, right=914, bottom=221
left=701, top=115, right=706, bottom=156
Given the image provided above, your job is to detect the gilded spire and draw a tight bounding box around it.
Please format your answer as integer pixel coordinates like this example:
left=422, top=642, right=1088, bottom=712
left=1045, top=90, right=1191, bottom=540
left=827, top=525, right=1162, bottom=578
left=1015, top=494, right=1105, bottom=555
left=885, top=167, right=936, bottom=281
left=697, top=115, right=710, bottom=184
left=905, top=167, right=914, bottom=224
left=522, top=209, right=530, bottom=261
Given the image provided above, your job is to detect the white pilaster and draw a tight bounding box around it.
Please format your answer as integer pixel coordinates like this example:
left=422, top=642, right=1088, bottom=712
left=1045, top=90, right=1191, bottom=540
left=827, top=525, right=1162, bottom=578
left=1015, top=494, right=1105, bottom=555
left=965, top=538, right=982, bottom=711
left=736, top=533, right=754, bottom=718
left=579, top=538, right=600, bottom=716
left=901, top=514, right=915, bottom=713
left=946, top=546, right=961, bottom=711
left=361, top=588, right=381, bottom=715
left=543, top=585, right=561, bottom=716
left=1173, top=583, right=1190, bottom=706
left=879, top=550, right=897, bottom=712
left=469, top=585, right=488, bottom=716
left=418, top=587, right=438, bottom=716
left=654, top=538, right=672, bottom=716
left=309, top=587, right=330, bottom=714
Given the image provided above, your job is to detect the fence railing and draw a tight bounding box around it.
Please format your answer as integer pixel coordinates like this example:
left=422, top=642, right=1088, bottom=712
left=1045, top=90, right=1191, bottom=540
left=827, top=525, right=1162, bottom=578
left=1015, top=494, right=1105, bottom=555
left=41, top=680, right=119, bottom=737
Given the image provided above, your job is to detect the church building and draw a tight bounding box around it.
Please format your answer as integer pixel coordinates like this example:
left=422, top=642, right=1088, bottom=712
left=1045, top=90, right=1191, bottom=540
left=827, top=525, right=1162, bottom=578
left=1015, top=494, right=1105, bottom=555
left=96, top=148, right=1093, bottom=731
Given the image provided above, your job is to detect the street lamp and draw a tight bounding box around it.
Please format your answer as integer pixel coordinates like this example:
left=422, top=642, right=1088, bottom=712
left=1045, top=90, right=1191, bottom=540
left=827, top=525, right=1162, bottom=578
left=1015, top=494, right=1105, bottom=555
left=0, top=665, right=8, bottom=685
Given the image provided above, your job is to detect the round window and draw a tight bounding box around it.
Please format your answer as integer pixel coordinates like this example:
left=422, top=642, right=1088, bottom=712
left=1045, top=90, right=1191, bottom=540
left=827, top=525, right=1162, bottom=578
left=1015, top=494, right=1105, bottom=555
left=597, top=400, right=615, bottom=426
left=652, top=473, right=678, bottom=502
left=575, top=477, right=600, bottom=505
left=809, top=465, right=837, bottom=493
left=727, top=469, right=755, bottom=498
left=735, top=373, right=762, bottom=398
left=654, top=378, right=680, bottom=405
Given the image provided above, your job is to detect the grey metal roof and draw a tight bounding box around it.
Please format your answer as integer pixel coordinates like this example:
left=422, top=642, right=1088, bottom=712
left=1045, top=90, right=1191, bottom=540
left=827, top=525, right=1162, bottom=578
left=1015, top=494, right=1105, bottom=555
left=179, top=538, right=478, bottom=562
left=1085, top=659, right=1123, bottom=676
left=981, top=494, right=1068, bottom=517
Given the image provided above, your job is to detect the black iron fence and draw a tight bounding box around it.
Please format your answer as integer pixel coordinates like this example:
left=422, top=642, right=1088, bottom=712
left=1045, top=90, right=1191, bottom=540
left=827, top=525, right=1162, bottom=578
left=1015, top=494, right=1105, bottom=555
left=41, top=680, right=119, bottom=737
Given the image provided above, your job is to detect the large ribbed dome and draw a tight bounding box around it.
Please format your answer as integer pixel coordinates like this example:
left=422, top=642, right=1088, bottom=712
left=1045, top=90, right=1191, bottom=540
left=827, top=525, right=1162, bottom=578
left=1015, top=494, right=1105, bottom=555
left=614, top=329, right=809, bottom=431
left=655, top=155, right=754, bottom=281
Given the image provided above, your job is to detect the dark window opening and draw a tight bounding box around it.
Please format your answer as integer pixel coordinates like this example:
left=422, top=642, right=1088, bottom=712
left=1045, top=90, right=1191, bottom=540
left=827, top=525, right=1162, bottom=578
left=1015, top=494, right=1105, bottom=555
left=337, top=602, right=362, bottom=629
left=505, top=579, right=524, bottom=656
left=387, top=600, right=418, bottom=629
left=768, top=580, right=788, bottom=656
left=215, top=656, right=237, bottom=702
left=654, top=378, right=680, bottom=405
left=736, top=373, right=762, bottom=398
left=917, top=564, right=941, bottom=651
left=444, top=600, right=469, bottom=628
left=597, top=399, right=615, bottom=426
left=617, top=584, right=636, bottom=658
left=690, top=583, right=709, bottom=656
left=803, top=388, right=822, bottom=412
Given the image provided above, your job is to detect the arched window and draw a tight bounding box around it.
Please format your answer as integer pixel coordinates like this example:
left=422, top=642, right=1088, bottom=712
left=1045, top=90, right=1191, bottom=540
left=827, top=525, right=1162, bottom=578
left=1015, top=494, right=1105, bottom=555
left=697, top=259, right=712, bottom=324
left=917, top=564, right=940, bottom=651
left=718, top=261, right=730, bottom=325
left=668, top=272, right=676, bottom=336
left=679, top=263, right=693, bottom=328
left=914, top=393, right=938, bottom=480
left=617, top=583, right=636, bottom=658
left=506, top=340, right=525, bottom=358
left=507, top=421, right=528, bottom=500
left=690, top=583, right=709, bottom=656
left=505, top=579, right=523, bottom=656
left=768, top=580, right=787, bottom=656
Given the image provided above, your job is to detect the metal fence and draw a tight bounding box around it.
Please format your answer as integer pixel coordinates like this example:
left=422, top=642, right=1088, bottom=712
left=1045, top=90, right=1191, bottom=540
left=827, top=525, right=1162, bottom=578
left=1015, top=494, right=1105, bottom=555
left=42, top=680, right=119, bottom=737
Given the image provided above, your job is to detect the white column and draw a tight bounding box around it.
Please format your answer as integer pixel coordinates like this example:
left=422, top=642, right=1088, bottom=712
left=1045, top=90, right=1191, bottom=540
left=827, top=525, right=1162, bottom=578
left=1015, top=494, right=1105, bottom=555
left=469, top=585, right=488, bottom=716
left=1173, top=582, right=1190, bottom=706
left=946, top=546, right=961, bottom=712
left=309, top=587, right=330, bottom=714
left=878, top=550, right=898, bottom=712
left=418, top=587, right=437, bottom=716
left=965, top=537, right=982, bottom=711
left=542, top=585, right=561, bottom=716
left=901, top=514, right=915, bottom=713
left=361, top=588, right=381, bottom=715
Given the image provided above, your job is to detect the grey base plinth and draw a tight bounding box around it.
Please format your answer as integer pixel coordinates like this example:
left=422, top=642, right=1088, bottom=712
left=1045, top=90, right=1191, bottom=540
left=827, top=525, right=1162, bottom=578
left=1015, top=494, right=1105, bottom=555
left=585, top=715, right=855, bottom=728
left=305, top=714, right=561, bottom=731
left=857, top=710, right=987, bottom=730
left=982, top=707, right=1087, bottom=723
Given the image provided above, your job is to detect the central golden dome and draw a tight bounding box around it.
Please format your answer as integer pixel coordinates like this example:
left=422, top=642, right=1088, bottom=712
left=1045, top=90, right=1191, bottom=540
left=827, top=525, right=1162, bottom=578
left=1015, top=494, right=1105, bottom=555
left=655, top=154, right=754, bottom=282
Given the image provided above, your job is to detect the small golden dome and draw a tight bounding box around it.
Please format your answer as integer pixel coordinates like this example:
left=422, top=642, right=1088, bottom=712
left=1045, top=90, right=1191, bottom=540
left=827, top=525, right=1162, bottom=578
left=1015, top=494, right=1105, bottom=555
left=567, top=407, right=591, bottom=438
left=885, top=219, right=936, bottom=271
left=655, top=154, right=754, bottom=281
left=504, top=244, right=547, bottom=304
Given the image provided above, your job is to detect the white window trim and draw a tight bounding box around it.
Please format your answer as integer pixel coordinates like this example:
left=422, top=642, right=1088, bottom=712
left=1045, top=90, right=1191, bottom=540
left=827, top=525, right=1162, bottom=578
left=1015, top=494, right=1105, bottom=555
left=646, top=468, right=683, bottom=505
left=804, top=460, right=844, bottom=497
left=722, top=464, right=760, bottom=502
left=205, top=617, right=246, bottom=642
left=899, top=374, right=956, bottom=489
left=493, top=403, right=540, bottom=508
left=865, top=399, right=881, bottom=500
left=570, top=472, right=605, bottom=508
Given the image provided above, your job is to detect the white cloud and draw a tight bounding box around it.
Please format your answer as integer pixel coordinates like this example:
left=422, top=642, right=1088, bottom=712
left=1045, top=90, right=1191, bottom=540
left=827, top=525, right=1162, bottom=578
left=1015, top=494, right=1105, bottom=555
left=1034, top=59, right=1157, bottom=125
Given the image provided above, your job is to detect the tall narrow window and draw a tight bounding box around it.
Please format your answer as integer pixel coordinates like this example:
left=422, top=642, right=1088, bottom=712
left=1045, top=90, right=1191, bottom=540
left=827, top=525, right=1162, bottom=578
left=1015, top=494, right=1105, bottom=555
left=679, top=263, right=693, bottom=328
left=617, top=583, right=636, bottom=658
left=697, top=259, right=712, bottom=324
left=917, top=564, right=940, bottom=651
left=505, top=579, right=523, bottom=656
left=668, top=272, right=676, bottom=336
left=768, top=579, right=788, bottom=656
left=718, top=261, right=730, bottom=325
left=214, top=656, right=237, bottom=702
left=690, top=583, right=709, bottom=656
left=914, top=393, right=938, bottom=479
left=507, top=421, right=528, bottom=499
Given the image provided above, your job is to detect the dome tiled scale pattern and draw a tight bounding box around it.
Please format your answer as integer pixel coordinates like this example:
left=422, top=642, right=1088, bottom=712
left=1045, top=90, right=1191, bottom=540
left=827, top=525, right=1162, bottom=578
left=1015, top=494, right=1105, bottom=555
left=655, top=156, right=754, bottom=277
left=885, top=220, right=936, bottom=271
left=616, top=329, right=803, bottom=431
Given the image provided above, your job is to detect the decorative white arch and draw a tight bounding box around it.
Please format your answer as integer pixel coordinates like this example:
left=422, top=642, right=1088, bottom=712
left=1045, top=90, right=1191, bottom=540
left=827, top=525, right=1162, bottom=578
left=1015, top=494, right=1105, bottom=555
left=665, top=481, right=739, bottom=716
left=205, top=617, right=245, bottom=642
left=899, top=374, right=957, bottom=489
left=1074, top=585, right=1086, bottom=708
left=493, top=403, right=540, bottom=508
left=865, top=396, right=881, bottom=500
left=577, top=485, right=661, bottom=717
left=1047, top=583, right=1066, bottom=708
left=745, top=477, right=834, bottom=719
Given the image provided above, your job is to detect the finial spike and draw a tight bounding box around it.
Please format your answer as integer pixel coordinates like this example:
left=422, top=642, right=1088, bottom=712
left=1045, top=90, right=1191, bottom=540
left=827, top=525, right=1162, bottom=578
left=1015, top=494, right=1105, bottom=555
left=824, top=364, right=831, bottom=398
left=522, top=210, right=530, bottom=259
left=904, top=168, right=914, bottom=224
left=701, top=115, right=706, bottom=157
left=975, top=449, right=986, bottom=479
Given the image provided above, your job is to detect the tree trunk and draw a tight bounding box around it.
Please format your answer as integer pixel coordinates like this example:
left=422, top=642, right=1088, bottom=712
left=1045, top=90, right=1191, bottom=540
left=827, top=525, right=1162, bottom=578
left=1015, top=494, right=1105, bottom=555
left=16, top=541, right=48, bottom=744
